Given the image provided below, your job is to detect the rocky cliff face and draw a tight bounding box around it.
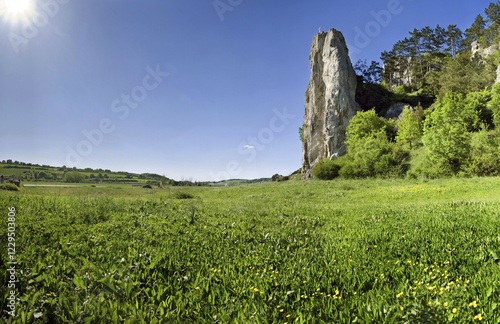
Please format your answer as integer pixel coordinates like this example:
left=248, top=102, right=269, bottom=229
left=302, top=28, right=358, bottom=176
left=471, top=41, right=500, bottom=83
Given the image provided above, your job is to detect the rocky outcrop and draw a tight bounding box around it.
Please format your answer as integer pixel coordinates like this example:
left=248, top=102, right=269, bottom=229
left=385, top=102, right=413, bottom=119
left=302, top=28, right=358, bottom=176
left=471, top=41, right=498, bottom=58
left=471, top=41, right=500, bottom=83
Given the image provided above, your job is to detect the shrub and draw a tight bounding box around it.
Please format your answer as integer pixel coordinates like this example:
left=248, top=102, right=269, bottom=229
left=488, top=83, right=500, bottom=128
left=312, top=158, right=341, bottom=180
left=406, top=158, right=448, bottom=179
left=0, top=183, right=19, bottom=191
left=340, top=131, right=410, bottom=178
left=396, top=107, right=423, bottom=148
left=64, top=171, right=84, bottom=183
left=346, top=110, right=387, bottom=146
left=271, top=174, right=290, bottom=182
left=422, top=93, right=471, bottom=175
left=465, top=129, right=500, bottom=176
left=174, top=192, right=195, bottom=199
left=463, top=90, right=493, bottom=131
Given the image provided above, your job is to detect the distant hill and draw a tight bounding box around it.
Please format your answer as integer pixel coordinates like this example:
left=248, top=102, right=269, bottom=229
left=0, top=160, right=273, bottom=186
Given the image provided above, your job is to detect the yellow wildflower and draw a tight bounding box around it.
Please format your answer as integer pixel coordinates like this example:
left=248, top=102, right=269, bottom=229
left=469, top=301, right=478, bottom=308
left=474, top=314, right=483, bottom=321
left=396, top=292, right=404, bottom=298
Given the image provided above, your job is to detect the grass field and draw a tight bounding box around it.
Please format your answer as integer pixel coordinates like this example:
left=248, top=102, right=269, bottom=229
left=1, top=178, right=500, bottom=323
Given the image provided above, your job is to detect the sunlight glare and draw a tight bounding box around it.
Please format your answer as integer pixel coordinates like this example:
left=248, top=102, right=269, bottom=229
left=0, top=0, right=35, bottom=23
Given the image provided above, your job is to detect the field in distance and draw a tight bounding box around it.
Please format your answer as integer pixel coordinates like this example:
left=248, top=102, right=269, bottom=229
left=1, top=177, right=499, bottom=323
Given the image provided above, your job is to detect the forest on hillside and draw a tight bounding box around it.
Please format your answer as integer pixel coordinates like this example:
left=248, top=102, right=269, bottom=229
left=313, top=1, right=500, bottom=180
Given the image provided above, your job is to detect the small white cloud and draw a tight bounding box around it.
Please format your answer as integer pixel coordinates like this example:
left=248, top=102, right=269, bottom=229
left=243, top=145, right=255, bottom=149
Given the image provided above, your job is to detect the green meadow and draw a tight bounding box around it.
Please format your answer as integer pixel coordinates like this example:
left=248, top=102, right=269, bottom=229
left=1, top=178, right=500, bottom=323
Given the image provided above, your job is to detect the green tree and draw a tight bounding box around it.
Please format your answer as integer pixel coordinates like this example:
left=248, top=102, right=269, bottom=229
left=346, top=110, right=387, bottom=147
left=354, top=60, right=383, bottom=84
left=488, top=83, right=500, bottom=128
left=396, top=107, right=423, bottom=148
left=486, top=1, right=500, bottom=25
left=342, top=110, right=410, bottom=178
left=422, top=94, right=471, bottom=174
left=382, top=25, right=456, bottom=90
left=463, top=89, right=493, bottom=131
left=465, top=128, right=500, bottom=176
left=298, top=124, right=305, bottom=143
left=464, top=14, right=487, bottom=46
left=64, top=171, right=84, bottom=183
left=438, top=52, right=495, bottom=97
left=444, top=25, right=463, bottom=58
left=340, top=130, right=409, bottom=178
left=485, top=1, right=500, bottom=45
left=312, top=158, right=341, bottom=180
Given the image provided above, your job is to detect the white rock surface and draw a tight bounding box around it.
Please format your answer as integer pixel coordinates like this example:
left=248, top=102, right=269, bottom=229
left=302, top=28, right=358, bottom=176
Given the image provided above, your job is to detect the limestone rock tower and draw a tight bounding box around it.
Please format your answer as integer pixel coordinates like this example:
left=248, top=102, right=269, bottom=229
left=302, top=28, right=358, bottom=176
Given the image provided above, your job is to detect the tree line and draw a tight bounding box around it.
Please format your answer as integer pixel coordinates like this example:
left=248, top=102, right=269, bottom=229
left=354, top=2, right=500, bottom=100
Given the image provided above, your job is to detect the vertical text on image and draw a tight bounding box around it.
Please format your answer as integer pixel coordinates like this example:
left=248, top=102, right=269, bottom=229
left=7, top=206, right=17, bottom=317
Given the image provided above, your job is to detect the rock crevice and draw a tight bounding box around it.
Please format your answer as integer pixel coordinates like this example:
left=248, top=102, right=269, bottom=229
left=302, top=28, right=358, bottom=175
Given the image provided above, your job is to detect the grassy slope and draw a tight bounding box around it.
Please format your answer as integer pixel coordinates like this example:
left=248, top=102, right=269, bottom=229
left=0, top=163, right=159, bottom=184
left=1, top=178, right=499, bottom=322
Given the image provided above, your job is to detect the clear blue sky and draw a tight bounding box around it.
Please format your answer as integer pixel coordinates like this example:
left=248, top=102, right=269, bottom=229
left=0, top=0, right=494, bottom=181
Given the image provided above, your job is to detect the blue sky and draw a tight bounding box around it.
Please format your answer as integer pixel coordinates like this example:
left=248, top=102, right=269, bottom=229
left=0, top=0, right=495, bottom=181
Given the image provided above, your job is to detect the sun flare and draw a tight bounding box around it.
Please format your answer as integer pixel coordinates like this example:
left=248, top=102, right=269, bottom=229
left=0, top=0, right=35, bottom=23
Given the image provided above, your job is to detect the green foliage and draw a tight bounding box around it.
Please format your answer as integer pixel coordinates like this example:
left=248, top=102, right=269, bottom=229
left=0, top=183, right=19, bottom=191
left=464, top=14, right=487, bottom=46
left=353, top=59, right=383, bottom=84
left=465, top=128, right=500, bottom=176
left=488, top=83, right=500, bottom=128
left=312, top=158, right=341, bottom=180
left=380, top=5, right=500, bottom=98
left=341, top=130, right=410, bottom=178
left=396, top=107, right=423, bottom=148
left=381, top=24, right=460, bottom=91
left=438, top=53, right=496, bottom=97
left=346, top=110, right=387, bottom=146
left=64, top=171, right=84, bottom=183
left=355, top=77, right=394, bottom=114
left=394, top=85, right=410, bottom=95
left=342, top=110, right=410, bottom=178
left=299, top=124, right=305, bottom=143
left=384, top=118, right=399, bottom=142
left=422, top=94, right=472, bottom=174
left=486, top=2, right=500, bottom=25
left=174, top=191, right=195, bottom=199
left=463, top=89, right=494, bottom=131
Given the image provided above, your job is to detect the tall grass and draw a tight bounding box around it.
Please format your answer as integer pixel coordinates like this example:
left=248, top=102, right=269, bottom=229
left=1, top=178, right=499, bottom=322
